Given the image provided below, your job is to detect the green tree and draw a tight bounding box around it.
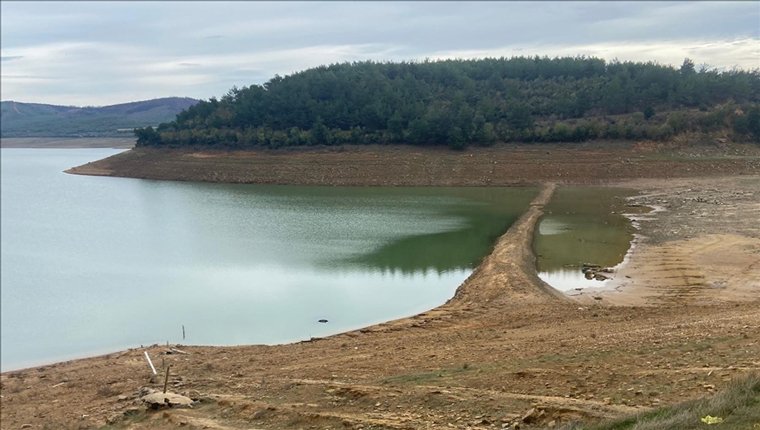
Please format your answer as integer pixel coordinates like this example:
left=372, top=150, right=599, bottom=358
left=134, top=126, right=161, bottom=146
left=680, top=58, right=696, bottom=76
left=311, top=116, right=329, bottom=145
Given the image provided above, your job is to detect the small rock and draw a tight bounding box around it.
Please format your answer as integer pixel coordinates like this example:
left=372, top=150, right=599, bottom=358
left=141, top=390, right=194, bottom=409
left=521, top=407, right=545, bottom=424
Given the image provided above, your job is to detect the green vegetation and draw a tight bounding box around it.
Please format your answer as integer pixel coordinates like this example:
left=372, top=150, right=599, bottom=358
left=135, top=57, right=760, bottom=149
left=1, top=97, right=198, bottom=137
left=563, top=373, right=760, bottom=430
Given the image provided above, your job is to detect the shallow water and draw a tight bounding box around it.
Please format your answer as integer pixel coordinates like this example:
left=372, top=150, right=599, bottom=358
left=0, top=148, right=536, bottom=370
left=534, top=186, right=636, bottom=292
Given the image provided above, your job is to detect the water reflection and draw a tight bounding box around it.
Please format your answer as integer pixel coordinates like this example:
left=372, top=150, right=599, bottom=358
left=1, top=149, right=536, bottom=370
left=345, top=207, right=529, bottom=274
left=534, top=187, right=636, bottom=291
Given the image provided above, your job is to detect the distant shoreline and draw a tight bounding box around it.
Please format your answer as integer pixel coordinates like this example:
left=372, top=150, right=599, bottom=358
left=0, top=137, right=135, bottom=149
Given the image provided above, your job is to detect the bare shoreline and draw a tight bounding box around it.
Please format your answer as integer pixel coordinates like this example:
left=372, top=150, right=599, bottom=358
left=64, top=142, right=760, bottom=186
left=2, top=145, right=759, bottom=429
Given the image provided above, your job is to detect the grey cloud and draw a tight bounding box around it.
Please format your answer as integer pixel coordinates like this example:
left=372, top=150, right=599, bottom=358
left=2, top=1, right=758, bottom=106
left=1, top=56, right=24, bottom=62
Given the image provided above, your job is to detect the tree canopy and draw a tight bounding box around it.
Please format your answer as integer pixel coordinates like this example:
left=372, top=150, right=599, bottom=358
left=136, top=57, right=760, bottom=149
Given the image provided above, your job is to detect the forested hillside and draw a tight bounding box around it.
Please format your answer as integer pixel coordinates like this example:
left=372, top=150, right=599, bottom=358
left=1, top=97, right=198, bottom=137
left=136, top=57, right=760, bottom=149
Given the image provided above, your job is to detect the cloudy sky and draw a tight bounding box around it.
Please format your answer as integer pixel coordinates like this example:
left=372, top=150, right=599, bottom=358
left=1, top=1, right=758, bottom=106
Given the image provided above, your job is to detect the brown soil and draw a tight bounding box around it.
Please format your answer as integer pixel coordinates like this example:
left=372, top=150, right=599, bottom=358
left=64, top=141, right=760, bottom=185
left=2, top=143, right=760, bottom=430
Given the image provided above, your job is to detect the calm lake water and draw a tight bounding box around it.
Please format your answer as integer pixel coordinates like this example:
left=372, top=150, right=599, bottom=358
left=0, top=148, right=537, bottom=371
left=534, top=186, right=636, bottom=291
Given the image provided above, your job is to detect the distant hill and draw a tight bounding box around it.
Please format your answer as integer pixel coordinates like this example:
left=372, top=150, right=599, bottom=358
left=1, top=97, right=199, bottom=137
left=135, top=57, right=760, bottom=150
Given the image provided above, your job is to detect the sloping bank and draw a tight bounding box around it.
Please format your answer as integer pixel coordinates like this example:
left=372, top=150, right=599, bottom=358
left=64, top=144, right=760, bottom=186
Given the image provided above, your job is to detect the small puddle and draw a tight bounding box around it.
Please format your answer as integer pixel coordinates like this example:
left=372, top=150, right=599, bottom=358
left=534, top=187, right=646, bottom=292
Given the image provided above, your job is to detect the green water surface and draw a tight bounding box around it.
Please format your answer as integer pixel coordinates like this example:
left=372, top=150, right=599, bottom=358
left=534, top=186, right=636, bottom=291
left=1, top=148, right=537, bottom=370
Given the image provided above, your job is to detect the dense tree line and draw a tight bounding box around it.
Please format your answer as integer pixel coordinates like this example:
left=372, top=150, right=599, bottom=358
left=135, top=57, right=760, bottom=149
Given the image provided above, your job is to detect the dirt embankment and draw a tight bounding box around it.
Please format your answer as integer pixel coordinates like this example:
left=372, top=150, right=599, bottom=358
left=65, top=142, right=760, bottom=185
left=2, top=145, right=759, bottom=430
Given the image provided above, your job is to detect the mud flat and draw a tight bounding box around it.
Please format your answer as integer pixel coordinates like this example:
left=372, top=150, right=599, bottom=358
left=3, top=146, right=760, bottom=429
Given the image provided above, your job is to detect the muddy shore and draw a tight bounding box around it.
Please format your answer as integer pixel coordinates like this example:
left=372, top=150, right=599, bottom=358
left=2, top=144, right=759, bottom=429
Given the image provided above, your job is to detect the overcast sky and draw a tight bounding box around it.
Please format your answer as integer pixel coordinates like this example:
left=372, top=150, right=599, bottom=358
left=2, top=1, right=758, bottom=106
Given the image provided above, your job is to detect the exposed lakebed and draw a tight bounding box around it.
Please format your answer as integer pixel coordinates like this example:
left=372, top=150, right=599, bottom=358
left=1, top=148, right=538, bottom=370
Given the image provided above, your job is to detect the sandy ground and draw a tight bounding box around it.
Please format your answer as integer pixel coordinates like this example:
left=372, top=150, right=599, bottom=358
left=2, top=145, right=760, bottom=430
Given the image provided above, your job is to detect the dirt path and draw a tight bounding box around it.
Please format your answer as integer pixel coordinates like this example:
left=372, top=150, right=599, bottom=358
left=2, top=150, right=760, bottom=429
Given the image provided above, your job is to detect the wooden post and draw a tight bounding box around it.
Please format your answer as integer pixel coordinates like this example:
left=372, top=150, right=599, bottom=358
left=163, top=365, right=172, bottom=394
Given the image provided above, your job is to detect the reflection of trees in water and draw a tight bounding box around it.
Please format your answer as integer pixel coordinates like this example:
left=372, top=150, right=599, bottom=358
left=342, top=212, right=521, bottom=275
left=535, top=187, right=636, bottom=272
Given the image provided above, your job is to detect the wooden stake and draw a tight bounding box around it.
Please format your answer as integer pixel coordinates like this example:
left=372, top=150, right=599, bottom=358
left=182, top=325, right=186, bottom=341
left=163, top=365, right=172, bottom=394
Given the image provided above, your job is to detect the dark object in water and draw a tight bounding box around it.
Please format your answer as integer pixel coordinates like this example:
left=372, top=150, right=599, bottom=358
left=318, top=319, right=328, bottom=323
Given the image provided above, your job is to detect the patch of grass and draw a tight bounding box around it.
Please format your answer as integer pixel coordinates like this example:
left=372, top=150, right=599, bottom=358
left=563, top=373, right=760, bottom=430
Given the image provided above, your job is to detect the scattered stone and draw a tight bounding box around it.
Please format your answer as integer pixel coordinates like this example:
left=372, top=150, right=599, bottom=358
left=141, top=390, right=194, bottom=409
left=521, top=407, right=545, bottom=424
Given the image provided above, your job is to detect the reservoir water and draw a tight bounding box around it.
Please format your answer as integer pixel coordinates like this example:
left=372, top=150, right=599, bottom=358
left=534, top=186, right=636, bottom=291
left=0, top=148, right=536, bottom=371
